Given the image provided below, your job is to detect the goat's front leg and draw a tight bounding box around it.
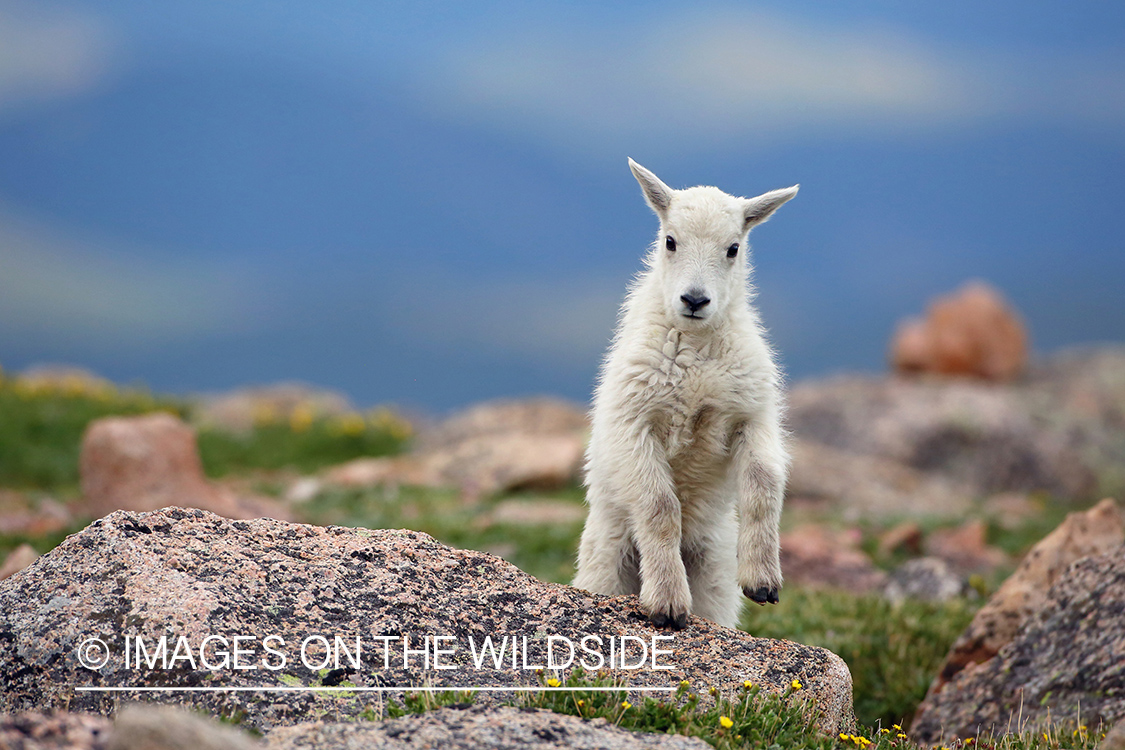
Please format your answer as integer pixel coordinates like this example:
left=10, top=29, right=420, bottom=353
left=624, top=431, right=692, bottom=629
left=732, top=415, right=789, bottom=605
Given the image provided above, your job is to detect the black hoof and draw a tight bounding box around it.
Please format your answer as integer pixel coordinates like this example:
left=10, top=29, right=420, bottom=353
left=649, top=608, right=689, bottom=629
left=744, top=585, right=779, bottom=605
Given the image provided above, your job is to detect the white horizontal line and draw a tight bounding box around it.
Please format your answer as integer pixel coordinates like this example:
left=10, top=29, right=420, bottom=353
left=75, top=686, right=676, bottom=693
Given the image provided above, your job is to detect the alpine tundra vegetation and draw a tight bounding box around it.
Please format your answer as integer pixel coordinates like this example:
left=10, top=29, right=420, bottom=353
left=574, top=159, right=798, bottom=629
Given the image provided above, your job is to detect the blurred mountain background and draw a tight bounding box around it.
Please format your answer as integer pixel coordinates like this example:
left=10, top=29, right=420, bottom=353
left=1, top=1, right=1122, bottom=410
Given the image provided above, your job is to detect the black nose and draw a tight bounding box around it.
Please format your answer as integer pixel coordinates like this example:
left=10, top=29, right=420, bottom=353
left=681, top=292, right=711, bottom=313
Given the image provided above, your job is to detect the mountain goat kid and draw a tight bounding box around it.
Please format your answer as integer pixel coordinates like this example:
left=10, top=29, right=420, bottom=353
left=573, top=159, right=798, bottom=630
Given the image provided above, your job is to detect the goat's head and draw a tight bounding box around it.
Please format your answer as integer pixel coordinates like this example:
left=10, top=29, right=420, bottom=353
left=629, top=158, right=797, bottom=328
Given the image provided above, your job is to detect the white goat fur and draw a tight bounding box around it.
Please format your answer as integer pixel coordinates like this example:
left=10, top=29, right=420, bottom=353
left=573, top=159, right=797, bottom=629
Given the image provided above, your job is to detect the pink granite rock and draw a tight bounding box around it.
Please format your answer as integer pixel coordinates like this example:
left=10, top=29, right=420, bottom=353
left=78, top=413, right=289, bottom=521
left=911, top=542, right=1125, bottom=743
left=923, top=499, right=1124, bottom=697
left=0, top=508, right=854, bottom=735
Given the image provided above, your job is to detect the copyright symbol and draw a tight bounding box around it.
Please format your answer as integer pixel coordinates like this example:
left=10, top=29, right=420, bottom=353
left=77, top=637, right=111, bottom=670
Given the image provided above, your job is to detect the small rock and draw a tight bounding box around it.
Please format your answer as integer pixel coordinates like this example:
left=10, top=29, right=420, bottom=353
left=780, top=524, right=887, bottom=593
left=486, top=498, right=587, bottom=526
left=0, top=543, right=39, bottom=580
left=1101, top=719, right=1125, bottom=750
left=890, top=281, right=1028, bottom=381
left=78, top=413, right=290, bottom=521
left=324, top=455, right=440, bottom=488
left=108, top=704, right=260, bottom=750
left=877, top=522, right=923, bottom=557
left=419, top=398, right=588, bottom=451
left=924, top=519, right=1008, bottom=575
left=283, top=477, right=322, bottom=504
left=324, top=398, right=588, bottom=497
left=981, top=492, right=1042, bottom=530
left=883, top=557, right=965, bottom=604
left=265, top=705, right=709, bottom=750
left=0, top=493, right=72, bottom=537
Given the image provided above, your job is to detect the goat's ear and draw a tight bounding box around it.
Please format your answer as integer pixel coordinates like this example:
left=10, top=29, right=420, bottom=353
left=628, top=158, right=673, bottom=219
left=743, top=185, right=799, bottom=230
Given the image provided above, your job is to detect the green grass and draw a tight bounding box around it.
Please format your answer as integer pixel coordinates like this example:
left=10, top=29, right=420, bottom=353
left=0, top=377, right=180, bottom=490
left=0, top=375, right=409, bottom=490
left=742, top=588, right=977, bottom=729
left=360, top=672, right=1109, bottom=750
left=196, top=419, right=405, bottom=477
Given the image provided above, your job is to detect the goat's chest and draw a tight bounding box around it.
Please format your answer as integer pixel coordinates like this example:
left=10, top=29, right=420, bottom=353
left=631, top=331, right=748, bottom=462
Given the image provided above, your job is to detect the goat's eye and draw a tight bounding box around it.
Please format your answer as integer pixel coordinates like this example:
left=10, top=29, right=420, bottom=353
left=727, top=243, right=739, bottom=258
left=666, top=235, right=676, bottom=252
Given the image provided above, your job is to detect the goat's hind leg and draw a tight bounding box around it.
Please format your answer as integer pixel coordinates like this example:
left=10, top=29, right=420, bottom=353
left=683, top=519, right=742, bottom=629
left=574, top=497, right=640, bottom=596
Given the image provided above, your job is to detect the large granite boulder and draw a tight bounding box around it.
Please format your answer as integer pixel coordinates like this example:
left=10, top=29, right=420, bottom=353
left=0, top=508, right=854, bottom=735
left=787, top=347, right=1125, bottom=518
left=925, top=499, right=1124, bottom=696
left=911, top=542, right=1125, bottom=743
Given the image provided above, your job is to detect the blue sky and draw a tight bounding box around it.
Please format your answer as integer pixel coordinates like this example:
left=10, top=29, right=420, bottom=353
left=0, top=1, right=1122, bottom=411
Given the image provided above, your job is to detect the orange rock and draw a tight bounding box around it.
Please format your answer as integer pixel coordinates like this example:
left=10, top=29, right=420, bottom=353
left=878, top=521, right=923, bottom=557
left=891, top=281, right=1028, bottom=381
left=924, top=518, right=1008, bottom=575
left=78, top=413, right=289, bottom=521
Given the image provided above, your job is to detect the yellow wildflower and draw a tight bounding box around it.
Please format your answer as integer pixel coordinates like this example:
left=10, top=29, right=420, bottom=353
left=791, top=678, right=803, bottom=691
left=335, top=412, right=367, bottom=436
left=252, top=401, right=279, bottom=425
left=620, top=701, right=631, bottom=710
left=289, top=403, right=314, bottom=433
left=719, top=716, right=734, bottom=729
left=743, top=680, right=753, bottom=690
left=545, top=678, right=560, bottom=688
